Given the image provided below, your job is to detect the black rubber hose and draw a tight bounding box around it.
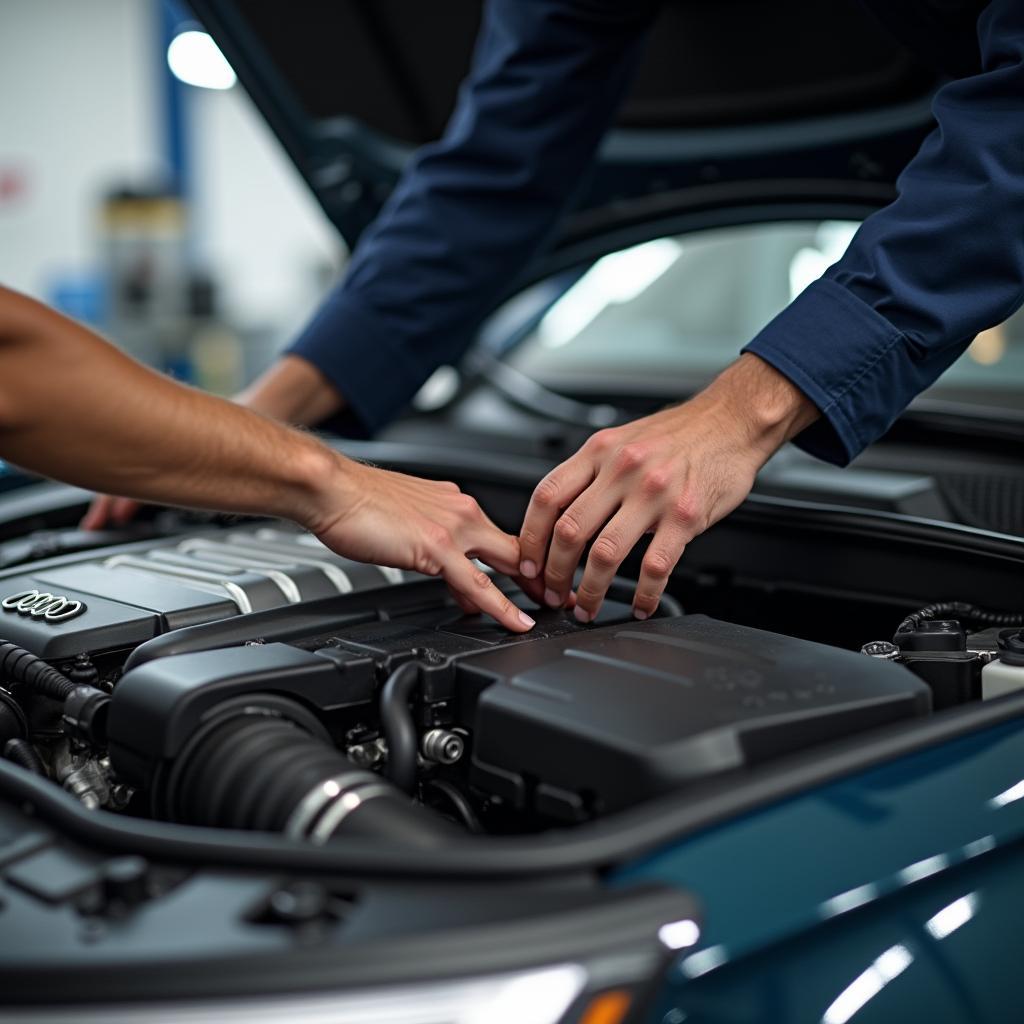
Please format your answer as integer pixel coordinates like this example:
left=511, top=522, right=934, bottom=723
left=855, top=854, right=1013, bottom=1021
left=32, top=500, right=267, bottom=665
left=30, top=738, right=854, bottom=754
left=0, top=641, right=76, bottom=701
left=426, top=779, right=484, bottom=834
left=380, top=661, right=422, bottom=794
left=4, top=738, right=45, bottom=776
left=0, top=642, right=109, bottom=744
left=897, top=601, right=1024, bottom=635
left=170, top=711, right=347, bottom=831
left=0, top=689, right=27, bottom=745
left=165, top=705, right=450, bottom=846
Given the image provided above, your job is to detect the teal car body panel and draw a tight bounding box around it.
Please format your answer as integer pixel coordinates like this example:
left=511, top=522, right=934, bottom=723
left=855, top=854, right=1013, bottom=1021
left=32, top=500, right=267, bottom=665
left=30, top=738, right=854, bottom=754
left=614, top=717, right=1024, bottom=1022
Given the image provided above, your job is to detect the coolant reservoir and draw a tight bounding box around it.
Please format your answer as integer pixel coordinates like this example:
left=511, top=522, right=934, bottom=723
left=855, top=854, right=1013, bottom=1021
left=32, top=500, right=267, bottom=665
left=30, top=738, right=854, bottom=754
left=982, top=629, right=1024, bottom=699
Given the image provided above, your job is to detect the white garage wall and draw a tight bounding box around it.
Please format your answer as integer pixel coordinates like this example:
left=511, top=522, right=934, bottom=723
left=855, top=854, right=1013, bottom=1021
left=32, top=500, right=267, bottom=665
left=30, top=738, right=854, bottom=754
left=0, top=0, right=160, bottom=298
left=188, top=84, right=343, bottom=333
left=0, top=0, right=342, bottom=357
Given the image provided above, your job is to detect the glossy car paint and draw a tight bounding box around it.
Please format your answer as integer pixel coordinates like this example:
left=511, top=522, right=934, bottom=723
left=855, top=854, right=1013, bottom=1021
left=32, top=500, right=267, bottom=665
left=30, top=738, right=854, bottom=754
left=615, top=716, right=1024, bottom=1022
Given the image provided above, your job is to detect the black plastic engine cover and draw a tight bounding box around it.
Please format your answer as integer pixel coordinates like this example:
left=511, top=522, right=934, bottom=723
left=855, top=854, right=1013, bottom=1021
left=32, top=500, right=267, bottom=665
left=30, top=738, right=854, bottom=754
left=107, top=587, right=637, bottom=789
left=460, top=615, right=931, bottom=821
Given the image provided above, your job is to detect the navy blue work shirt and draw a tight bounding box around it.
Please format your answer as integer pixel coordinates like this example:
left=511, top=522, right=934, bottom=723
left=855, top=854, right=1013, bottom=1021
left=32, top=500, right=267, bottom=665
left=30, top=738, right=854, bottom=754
left=289, top=0, right=1024, bottom=465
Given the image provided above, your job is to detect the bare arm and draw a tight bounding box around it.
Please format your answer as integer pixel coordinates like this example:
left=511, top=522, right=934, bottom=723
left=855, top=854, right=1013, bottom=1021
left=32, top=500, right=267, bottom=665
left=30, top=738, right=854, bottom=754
left=236, top=354, right=345, bottom=426
left=0, top=288, right=338, bottom=519
left=82, top=352, right=344, bottom=528
left=0, top=287, right=533, bottom=631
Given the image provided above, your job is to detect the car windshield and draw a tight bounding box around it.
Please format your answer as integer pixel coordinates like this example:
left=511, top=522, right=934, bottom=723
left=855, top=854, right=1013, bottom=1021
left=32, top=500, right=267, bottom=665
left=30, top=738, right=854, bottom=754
left=507, top=220, right=1024, bottom=415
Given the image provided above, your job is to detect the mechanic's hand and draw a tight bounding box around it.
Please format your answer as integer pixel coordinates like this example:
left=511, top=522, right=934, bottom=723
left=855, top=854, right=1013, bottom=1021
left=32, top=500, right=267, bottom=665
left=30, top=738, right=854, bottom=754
left=518, top=354, right=818, bottom=622
left=80, top=494, right=141, bottom=530
left=313, top=460, right=536, bottom=633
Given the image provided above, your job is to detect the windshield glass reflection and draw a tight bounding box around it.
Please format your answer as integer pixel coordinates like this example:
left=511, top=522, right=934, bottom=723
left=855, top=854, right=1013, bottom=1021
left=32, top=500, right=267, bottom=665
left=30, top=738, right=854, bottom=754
left=510, top=221, right=1024, bottom=414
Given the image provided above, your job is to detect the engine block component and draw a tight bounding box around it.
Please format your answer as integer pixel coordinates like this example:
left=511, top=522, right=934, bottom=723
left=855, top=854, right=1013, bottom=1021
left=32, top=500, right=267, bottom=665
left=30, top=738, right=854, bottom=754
left=0, top=527, right=406, bottom=659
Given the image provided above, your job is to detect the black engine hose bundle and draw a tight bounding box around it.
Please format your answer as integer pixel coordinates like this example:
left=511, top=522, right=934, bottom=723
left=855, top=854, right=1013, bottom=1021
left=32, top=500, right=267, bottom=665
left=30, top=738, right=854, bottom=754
left=0, top=642, right=77, bottom=702
left=163, top=701, right=451, bottom=846
left=4, top=738, right=45, bottom=776
left=380, top=661, right=422, bottom=795
left=897, top=601, right=1024, bottom=636
left=0, top=641, right=110, bottom=744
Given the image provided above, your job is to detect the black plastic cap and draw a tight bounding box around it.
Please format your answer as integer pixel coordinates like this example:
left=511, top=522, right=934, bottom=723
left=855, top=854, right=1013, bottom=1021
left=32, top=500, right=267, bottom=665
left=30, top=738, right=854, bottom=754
left=895, top=619, right=967, bottom=653
left=998, top=629, right=1024, bottom=666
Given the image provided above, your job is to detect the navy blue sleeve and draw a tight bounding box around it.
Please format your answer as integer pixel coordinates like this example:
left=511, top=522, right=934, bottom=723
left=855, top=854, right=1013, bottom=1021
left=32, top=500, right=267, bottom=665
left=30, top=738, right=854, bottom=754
left=745, top=0, right=1024, bottom=465
left=289, top=0, right=656, bottom=434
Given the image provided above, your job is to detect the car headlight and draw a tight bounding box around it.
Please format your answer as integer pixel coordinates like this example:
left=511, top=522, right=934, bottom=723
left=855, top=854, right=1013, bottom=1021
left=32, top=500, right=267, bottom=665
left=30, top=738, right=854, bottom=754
left=2, top=964, right=589, bottom=1024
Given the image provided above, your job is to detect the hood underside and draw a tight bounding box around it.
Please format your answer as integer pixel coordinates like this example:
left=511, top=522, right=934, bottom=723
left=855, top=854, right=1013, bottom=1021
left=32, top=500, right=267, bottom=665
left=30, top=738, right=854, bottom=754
left=188, top=0, right=946, bottom=247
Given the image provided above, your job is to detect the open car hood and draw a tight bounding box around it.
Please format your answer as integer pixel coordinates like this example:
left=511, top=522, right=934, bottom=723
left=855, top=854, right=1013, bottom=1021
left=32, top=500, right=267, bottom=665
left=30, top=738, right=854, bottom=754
left=188, top=0, right=947, bottom=254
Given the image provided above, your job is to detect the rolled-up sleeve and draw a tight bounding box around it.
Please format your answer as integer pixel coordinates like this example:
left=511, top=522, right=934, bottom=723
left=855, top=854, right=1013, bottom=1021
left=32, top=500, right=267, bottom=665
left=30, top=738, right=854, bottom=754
left=745, top=0, right=1024, bottom=465
left=289, top=0, right=657, bottom=434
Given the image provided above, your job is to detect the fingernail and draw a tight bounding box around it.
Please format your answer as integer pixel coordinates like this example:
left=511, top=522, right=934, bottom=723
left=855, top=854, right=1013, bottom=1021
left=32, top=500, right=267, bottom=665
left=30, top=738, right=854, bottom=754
left=518, top=610, right=536, bottom=629
left=633, top=609, right=649, bottom=621
left=544, top=588, right=562, bottom=608
left=574, top=606, right=592, bottom=624
left=520, top=560, right=538, bottom=579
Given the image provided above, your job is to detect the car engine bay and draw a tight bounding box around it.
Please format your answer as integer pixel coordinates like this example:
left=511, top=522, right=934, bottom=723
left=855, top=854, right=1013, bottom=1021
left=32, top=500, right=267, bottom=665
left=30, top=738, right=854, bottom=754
left=0, top=511, right=1020, bottom=850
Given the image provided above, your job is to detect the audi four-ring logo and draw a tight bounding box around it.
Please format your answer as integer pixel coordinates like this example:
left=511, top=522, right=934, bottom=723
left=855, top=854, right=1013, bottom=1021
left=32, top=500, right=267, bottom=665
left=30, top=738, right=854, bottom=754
left=1, top=590, right=86, bottom=623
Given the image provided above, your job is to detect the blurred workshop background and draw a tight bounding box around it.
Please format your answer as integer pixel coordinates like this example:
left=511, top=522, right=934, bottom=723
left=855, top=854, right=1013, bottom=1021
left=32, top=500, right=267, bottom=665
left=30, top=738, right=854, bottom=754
left=1, top=0, right=1021, bottom=413
left=0, top=0, right=342, bottom=395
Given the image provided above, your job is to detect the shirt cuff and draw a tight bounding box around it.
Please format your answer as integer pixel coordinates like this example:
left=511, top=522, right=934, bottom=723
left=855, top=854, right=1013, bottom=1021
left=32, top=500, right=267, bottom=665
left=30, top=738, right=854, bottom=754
left=287, top=294, right=426, bottom=437
left=742, top=278, right=909, bottom=466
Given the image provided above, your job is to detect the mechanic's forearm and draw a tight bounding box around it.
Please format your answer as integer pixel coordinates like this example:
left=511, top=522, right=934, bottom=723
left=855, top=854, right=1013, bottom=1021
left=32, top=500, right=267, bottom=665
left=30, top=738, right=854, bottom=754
left=690, top=352, right=820, bottom=462
left=0, top=288, right=346, bottom=531
left=235, top=354, right=345, bottom=426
